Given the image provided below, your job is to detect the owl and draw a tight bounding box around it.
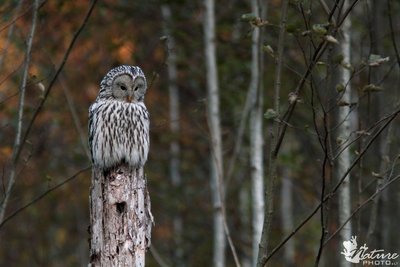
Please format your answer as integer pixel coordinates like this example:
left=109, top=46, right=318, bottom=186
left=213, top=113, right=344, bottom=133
left=88, top=65, right=150, bottom=170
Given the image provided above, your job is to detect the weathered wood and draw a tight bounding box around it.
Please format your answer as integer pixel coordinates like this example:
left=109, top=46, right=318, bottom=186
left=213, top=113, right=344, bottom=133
left=89, top=164, right=153, bottom=267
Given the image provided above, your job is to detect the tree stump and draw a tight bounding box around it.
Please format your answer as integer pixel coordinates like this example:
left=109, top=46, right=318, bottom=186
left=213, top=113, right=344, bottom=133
left=89, top=164, right=153, bottom=267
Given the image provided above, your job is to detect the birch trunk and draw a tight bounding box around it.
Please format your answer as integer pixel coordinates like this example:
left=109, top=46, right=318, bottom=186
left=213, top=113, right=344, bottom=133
left=337, top=1, right=352, bottom=266
left=249, top=0, right=264, bottom=265
left=161, top=5, right=184, bottom=266
left=89, top=165, right=153, bottom=267
left=204, top=0, right=226, bottom=266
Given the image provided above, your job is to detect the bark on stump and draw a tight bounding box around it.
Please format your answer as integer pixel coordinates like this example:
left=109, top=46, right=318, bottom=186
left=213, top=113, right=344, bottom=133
left=89, top=164, right=153, bottom=267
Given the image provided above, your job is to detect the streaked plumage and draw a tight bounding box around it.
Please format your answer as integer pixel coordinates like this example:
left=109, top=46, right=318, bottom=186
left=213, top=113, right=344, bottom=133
left=88, top=65, right=149, bottom=169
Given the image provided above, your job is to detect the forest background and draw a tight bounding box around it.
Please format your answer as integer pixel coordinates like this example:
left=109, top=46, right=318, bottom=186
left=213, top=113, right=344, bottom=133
left=0, top=0, right=399, bottom=266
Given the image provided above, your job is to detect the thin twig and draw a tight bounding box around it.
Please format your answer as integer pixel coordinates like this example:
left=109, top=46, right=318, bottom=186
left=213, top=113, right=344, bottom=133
left=387, top=0, right=400, bottom=68
left=366, top=134, right=395, bottom=242
left=331, top=109, right=399, bottom=194
left=314, top=109, right=330, bottom=267
left=0, top=166, right=91, bottom=229
left=0, top=61, right=24, bottom=90
left=0, top=0, right=46, bottom=34
left=16, top=0, right=98, bottom=173
left=222, top=206, right=242, bottom=267
left=0, top=0, right=39, bottom=224
left=332, top=109, right=396, bottom=160
left=226, top=80, right=255, bottom=183
left=205, top=106, right=242, bottom=267
left=323, top=174, right=400, bottom=246
left=337, top=0, right=360, bottom=28
left=274, top=0, right=361, bottom=158
left=257, top=0, right=289, bottom=265
left=265, top=107, right=400, bottom=263
left=274, top=40, right=328, bottom=157
left=59, top=75, right=91, bottom=159
left=1, top=0, right=97, bottom=224
left=1, top=0, right=97, bottom=226
left=0, top=0, right=24, bottom=71
left=150, top=245, right=171, bottom=267
left=204, top=0, right=241, bottom=265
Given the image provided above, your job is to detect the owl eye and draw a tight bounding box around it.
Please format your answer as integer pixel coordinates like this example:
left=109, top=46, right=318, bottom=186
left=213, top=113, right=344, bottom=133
left=120, top=85, right=127, bottom=91
left=134, top=86, right=138, bottom=91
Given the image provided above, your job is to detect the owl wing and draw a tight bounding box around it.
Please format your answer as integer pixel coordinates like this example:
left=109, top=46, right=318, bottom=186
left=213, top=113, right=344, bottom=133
left=135, top=104, right=150, bottom=166
left=88, top=102, right=99, bottom=162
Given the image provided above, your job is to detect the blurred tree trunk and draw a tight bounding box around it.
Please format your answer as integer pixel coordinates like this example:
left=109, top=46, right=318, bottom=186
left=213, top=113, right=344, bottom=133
left=257, top=0, right=288, bottom=265
left=89, top=166, right=153, bottom=267
left=204, top=0, right=226, bottom=266
left=280, top=167, right=294, bottom=267
left=384, top=0, right=400, bottom=252
left=367, top=0, right=389, bottom=248
left=239, top=184, right=252, bottom=267
left=0, top=0, right=23, bottom=71
left=249, top=0, right=264, bottom=265
left=161, top=4, right=184, bottom=266
left=337, top=1, right=352, bottom=266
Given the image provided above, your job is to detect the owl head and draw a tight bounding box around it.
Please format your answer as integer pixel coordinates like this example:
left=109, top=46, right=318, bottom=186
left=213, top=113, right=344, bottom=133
left=98, top=65, right=147, bottom=103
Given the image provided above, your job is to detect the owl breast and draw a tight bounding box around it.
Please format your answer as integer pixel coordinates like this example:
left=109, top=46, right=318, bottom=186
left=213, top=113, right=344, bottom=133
left=89, top=100, right=150, bottom=169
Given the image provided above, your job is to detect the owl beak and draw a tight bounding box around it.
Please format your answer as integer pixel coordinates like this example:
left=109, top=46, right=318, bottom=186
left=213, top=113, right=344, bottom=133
left=126, top=96, right=133, bottom=103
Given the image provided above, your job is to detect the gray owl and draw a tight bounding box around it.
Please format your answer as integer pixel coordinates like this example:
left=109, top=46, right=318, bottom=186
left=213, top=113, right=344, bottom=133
left=88, top=65, right=150, bottom=170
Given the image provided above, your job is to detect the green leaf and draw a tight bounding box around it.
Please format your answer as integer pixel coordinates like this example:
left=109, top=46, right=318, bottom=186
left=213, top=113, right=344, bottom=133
left=263, top=45, right=274, bottom=57
left=264, top=109, right=279, bottom=120
left=336, top=84, right=345, bottom=92
left=312, top=24, right=328, bottom=35
left=340, top=61, right=353, bottom=70
left=241, top=13, right=257, bottom=22
left=325, top=35, right=339, bottom=44
left=368, top=54, right=389, bottom=66
left=362, top=84, right=384, bottom=92
left=286, top=23, right=297, bottom=33
left=336, top=137, right=345, bottom=145
left=333, top=54, right=344, bottom=64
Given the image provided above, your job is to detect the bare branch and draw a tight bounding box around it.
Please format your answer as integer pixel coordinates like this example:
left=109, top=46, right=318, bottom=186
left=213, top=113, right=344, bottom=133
left=150, top=245, right=171, bottom=267
left=257, top=0, right=288, bottom=265
left=0, top=166, right=91, bottom=229
left=204, top=0, right=241, bottom=266
left=265, top=107, right=400, bottom=263
left=314, top=109, right=331, bottom=266
left=226, top=78, right=255, bottom=183
left=0, top=0, right=39, bottom=224
left=337, top=0, right=360, bottom=27
left=0, top=0, right=24, bottom=71
left=274, top=0, right=362, bottom=159
left=387, top=0, right=400, bottom=68
left=0, top=0, right=97, bottom=226
left=16, top=0, right=98, bottom=177
left=59, top=75, right=91, bottom=159
left=0, top=0, right=46, bottom=34
left=323, top=174, right=400, bottom=247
